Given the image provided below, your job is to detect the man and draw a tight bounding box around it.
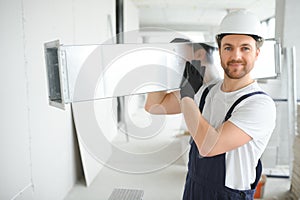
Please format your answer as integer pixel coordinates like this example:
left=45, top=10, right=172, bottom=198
left=145, top=10, right=276, bottom=199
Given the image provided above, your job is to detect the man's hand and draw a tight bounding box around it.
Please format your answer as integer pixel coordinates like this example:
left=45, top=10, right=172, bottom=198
left=180, top=60, right=205, bottom=99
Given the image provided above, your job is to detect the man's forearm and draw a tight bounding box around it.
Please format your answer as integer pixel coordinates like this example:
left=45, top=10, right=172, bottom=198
left=180, top=97, right=220, bottom=156
left=145, top=91, right=181, bottom=114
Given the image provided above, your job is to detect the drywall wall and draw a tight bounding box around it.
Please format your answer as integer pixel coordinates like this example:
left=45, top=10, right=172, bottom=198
left=0, top=1, right=33, bottom=199
left=124, top=0, right=139, bottom=32
left=256, top=0, right=299, bottom=167
left=0, top=0, right=117, bottom=199
left=278, top=0, right=300, bottom=194
left=282, top=0, right=300, bottom=100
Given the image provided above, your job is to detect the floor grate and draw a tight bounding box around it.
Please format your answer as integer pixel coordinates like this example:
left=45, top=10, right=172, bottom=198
left=108, top=188, right=144, bottom=200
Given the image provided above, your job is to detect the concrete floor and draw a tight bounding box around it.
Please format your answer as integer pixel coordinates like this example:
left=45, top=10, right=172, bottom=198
left=64, top=141, right=292, bottom=200
left=64, top=161, right=291, bottom=200
left=65, top=107, right=293, bottom=200
left=65, top=126, right=191, bottom=200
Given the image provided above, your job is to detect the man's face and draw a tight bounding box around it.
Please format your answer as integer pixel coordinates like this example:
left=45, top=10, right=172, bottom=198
left=219, top=34, right=260, bottom=79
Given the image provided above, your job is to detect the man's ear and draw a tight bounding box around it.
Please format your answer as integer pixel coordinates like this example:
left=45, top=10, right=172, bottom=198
left=255, top=48, right=260, bottom=61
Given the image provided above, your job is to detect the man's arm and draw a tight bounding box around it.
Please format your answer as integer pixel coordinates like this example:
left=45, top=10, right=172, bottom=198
left=144, top=90, right=181, bottom=114
left=145, top=60, right=205, bottom=115
left=180, top=97, right=252, bottom=157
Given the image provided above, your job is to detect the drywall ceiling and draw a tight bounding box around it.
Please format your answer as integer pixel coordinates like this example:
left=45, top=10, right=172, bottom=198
left=131, top=0, right=276, bottom=31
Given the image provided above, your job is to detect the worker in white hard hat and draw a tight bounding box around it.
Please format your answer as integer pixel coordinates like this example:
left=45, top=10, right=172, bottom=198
left=145, top=10, right=276, bottom=199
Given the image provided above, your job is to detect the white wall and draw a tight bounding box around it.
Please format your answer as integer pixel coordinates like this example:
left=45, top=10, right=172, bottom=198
left=256, top=0, right=300, bottom=167
left=123, top=0, right=140, bottom=43
left=272, top=0, right=300, bottom=99
left=277, top=0, right=300, bottom=177
left=281, top=0, right=300, bottom=100
left=0, top=1, right=32, bottom=199
left=124, top=0, right=139, bottom=32
left=0, top=0, right=116, bottom=199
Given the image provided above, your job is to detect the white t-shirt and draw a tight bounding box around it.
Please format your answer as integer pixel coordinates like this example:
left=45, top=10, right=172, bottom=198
left=194, top=80, right=276, bottom=190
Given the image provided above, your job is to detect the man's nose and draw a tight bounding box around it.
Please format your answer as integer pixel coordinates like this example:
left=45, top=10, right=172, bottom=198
left=231, top=49, right=242, bottom=60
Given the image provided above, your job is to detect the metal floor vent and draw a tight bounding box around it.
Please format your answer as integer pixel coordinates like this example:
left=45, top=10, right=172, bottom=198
left=108, top=188, right=144, bottom=200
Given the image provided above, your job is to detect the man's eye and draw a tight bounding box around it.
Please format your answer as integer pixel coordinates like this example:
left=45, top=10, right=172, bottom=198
left=242, top=47, right=250, bottom=51
left=224, top=47, right=231, bottom=51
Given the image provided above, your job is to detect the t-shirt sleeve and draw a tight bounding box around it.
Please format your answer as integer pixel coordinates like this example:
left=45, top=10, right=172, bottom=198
left=228, top=95, right=276, bottom=141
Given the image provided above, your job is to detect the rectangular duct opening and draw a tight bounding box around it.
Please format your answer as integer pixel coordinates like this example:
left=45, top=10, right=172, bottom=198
left=44, top=40, right=64, bottom=109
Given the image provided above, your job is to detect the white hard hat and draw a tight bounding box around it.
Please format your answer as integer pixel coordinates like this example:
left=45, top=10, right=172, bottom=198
left=216, top=10, right=264, bottom=46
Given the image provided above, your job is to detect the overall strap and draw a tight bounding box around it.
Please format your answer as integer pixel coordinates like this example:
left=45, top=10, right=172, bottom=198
left=222, top=90, right=267, bottom=190
left=199, top=84, right=216, bottom=112
left=223, top=91, right=267, bottom=122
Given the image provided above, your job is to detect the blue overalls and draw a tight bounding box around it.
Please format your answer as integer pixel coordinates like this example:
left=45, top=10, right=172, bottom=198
left=182, top=85, right=266, bottom=200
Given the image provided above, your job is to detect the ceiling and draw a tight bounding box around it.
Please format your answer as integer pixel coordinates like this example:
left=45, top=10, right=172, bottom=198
left=130, top=0, right=276, bottom=32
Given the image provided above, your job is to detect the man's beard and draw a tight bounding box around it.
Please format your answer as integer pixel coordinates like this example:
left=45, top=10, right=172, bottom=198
left=222, top=60, right=248, bottom=79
